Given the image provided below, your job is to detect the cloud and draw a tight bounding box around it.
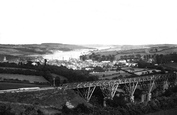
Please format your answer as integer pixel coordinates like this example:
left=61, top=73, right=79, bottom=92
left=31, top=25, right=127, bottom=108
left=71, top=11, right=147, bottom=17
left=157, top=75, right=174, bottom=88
left=0, top=0, right=177, bottom=45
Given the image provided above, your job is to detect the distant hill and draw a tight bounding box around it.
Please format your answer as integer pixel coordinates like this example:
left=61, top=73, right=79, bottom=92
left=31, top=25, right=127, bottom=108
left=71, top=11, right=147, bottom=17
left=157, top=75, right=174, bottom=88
left=81, top=44, right=117, bottom=49
left=120, top=44, right=177, bottom=50
left=82, top=44, right=177, bottom=52
left=1, top=43, right=177, bottom=61
left=0, top=43, right=92, bottom=61
left=90, top=44, right=177, bottom=59
left=41, top=43, right=92, bottom=50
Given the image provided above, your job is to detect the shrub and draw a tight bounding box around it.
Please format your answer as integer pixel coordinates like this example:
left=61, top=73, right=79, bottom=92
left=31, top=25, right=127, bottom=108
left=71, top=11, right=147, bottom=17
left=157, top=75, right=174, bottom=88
left=73, top=104, right=91, bottom=114
left=0, top=105, right=15, bottom=115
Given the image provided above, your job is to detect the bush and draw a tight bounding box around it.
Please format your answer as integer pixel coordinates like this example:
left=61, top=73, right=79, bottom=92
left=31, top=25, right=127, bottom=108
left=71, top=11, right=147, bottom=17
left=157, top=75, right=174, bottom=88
left=0, top=105, right=15, bottom=115
left=61, top=105, right=73, bottom=115
left=73, top=104, right=91, bottom=114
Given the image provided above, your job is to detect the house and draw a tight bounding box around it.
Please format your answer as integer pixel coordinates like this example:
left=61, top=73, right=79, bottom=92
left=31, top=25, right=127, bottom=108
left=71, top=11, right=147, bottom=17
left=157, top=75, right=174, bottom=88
left=3, top=56, right=7, bottom=62
left=51, top=73, right=68, bottom=84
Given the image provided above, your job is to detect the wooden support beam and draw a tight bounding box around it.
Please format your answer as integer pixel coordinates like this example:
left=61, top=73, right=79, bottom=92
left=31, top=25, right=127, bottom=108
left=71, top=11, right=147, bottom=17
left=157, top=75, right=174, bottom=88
left=174, top=72, right=177, bottom=86
left=111, top=84, right=119, bottom=99
left=86, top=86, right=96, bottom=102
left=75, top=86, right=96, bottom=102
left=100, top=82, right=119, bottom=100
left=148, top=80, right=155, bottom=94
left=126, top=82, right=138, bottom=103
left=132, top=82, right=138, bottom=95
left=163, top=80, right=169, bottom=92
left=147, top=80, right=155, bottom=101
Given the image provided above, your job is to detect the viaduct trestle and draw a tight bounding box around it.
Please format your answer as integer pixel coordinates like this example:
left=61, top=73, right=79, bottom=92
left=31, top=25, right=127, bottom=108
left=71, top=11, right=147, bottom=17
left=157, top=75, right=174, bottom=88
left=62, top=73, right=177, bottom=104
left=1, top=72, right=177, bottom=106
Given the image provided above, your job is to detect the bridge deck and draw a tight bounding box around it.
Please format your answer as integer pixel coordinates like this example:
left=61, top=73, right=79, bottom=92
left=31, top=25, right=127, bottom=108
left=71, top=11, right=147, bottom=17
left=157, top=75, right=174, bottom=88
left=0, top=73, right=176, bottom=93
left=62, top=73, right=176, bottom=89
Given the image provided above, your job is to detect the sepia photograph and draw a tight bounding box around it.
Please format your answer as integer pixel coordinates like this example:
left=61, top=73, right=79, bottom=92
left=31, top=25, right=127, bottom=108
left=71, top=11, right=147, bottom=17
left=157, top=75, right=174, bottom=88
left=0, top=0, right=177, bottom=115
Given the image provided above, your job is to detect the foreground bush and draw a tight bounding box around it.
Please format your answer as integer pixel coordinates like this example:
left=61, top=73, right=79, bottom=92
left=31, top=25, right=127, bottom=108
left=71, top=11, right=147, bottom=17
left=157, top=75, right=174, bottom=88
left=60, top=87, right=177, bottom=115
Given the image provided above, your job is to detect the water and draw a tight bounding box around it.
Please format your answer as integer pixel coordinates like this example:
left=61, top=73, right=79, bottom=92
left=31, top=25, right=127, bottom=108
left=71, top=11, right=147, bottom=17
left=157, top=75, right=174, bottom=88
left=43, top=46, right=114, bottom=60
left=43, top=49, right=92, bottom=60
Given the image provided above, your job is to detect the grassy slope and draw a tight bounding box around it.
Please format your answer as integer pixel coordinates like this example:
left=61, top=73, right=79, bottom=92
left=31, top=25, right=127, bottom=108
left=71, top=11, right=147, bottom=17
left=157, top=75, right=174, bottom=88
left=0, top=43, right=92, bottom=57
left=90, top=70, right=130, bottom=79
left=0, top=82, right=49, bottom=90
left=93, top=44, right=177, bottom=59
left=0, top=66, right=50, bottom=90
left=0, top=89, right=91, bottom=109
left=0, top=74, right=48, bottom=83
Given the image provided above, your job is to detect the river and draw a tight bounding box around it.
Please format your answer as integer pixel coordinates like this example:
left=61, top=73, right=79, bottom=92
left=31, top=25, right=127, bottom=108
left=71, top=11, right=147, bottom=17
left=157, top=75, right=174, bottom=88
left=43, top=49, right=92, bottom=60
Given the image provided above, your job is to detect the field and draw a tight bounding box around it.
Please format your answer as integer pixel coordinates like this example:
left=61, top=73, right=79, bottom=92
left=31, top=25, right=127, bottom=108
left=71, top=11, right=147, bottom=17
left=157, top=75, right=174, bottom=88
left=0, top=74, right=48, bottom=83
left=0, top=82, right=49, bottom=90
left=93, top=44, right=177, bottom=60
left=162, top=63, right=177, bottom=70
left=128, top=68, right=161, bottom=75
left=0, top=89, right=90, bottom=109
left=0, top=43, right=92, bottom=61
left=90, top=67, right=162, bottom=79
left=90, top=70, right=131, bottom=79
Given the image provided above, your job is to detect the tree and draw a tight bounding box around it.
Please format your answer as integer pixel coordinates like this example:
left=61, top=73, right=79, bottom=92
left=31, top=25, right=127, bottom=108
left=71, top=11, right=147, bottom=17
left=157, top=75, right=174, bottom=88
left=136, top=54, right=141, bottom=59
left=80, top=55, right=87, bottom=61
left=44, top=59, right=47, bottom=66
left=26, top=61, right=33, bottom=66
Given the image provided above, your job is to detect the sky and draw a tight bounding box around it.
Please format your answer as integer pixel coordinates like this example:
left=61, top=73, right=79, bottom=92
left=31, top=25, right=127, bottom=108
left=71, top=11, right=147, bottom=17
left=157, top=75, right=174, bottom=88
left=0, top=0, right=177, bottom=45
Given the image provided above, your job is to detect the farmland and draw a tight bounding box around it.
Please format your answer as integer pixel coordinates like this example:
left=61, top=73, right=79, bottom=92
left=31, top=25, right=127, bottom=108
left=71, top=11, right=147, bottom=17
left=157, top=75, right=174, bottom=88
left=0, top=43, right=93, bottom=62
left=0, top=82, right=49, bottom=90
left=90, top=67, right=161, bottom=80
left=91, top=44, right=177, bottom=60
left=0, top=43, right=91, bottom=56
left=1, top=85, right=177, bottom=115
left=0, top=74, right=48, bottom=83
left=90, top=70, right=131, bottom=80
left=163, top=63, right=177, bottom=70
left=0, top=89, right=90, bottom=108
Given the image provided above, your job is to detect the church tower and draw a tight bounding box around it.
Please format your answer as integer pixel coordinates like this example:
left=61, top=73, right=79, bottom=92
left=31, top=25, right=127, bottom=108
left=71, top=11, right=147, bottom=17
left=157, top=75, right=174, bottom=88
left=3, top=56, right=7, bottom=62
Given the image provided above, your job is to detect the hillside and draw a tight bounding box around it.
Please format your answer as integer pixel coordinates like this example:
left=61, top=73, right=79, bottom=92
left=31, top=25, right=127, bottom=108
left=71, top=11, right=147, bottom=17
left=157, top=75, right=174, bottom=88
left=0, top=89, right=92, bottom=114
left=0, top=43, right=91, bottom=55
left=92, top=44, right=177, bottom=58
left=0, top=74, right=48, bottom=83
left=0, top=43, right=92, bottom=61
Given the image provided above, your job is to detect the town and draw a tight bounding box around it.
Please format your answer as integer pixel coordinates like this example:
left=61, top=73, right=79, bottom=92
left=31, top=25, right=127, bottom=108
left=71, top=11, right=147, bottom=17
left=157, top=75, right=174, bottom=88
left=1, top=45, right=177, bottom=115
